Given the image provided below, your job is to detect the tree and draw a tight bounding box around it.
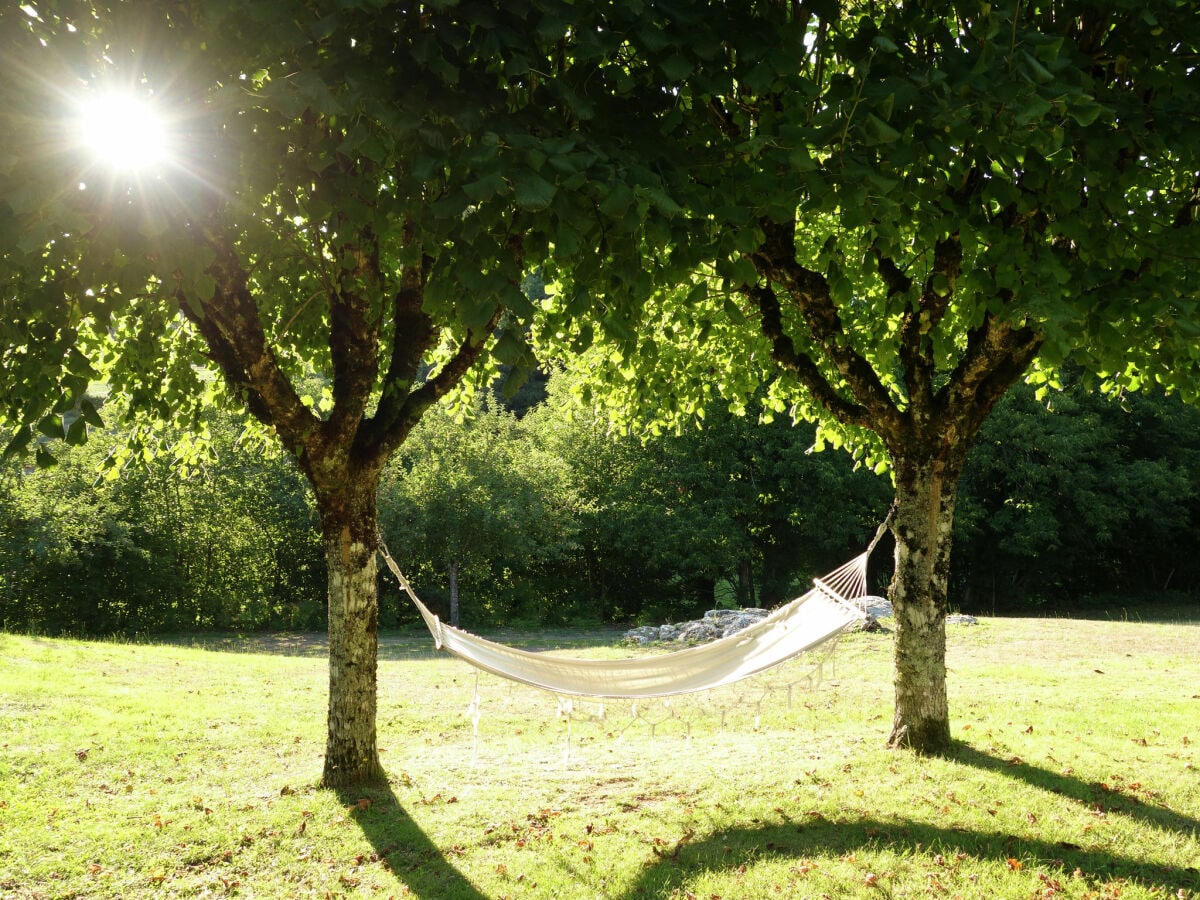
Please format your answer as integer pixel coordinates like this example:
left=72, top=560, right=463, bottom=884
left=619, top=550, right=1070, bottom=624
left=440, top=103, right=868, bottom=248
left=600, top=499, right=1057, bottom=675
left=539, top=2, right=1200, bottom=752
left=955, top=377, right=1200, bottom=608
left=0, top=399, right=324, bottom=635
left=523, top=375, right=891, bottom=622
left=0, top=2, right=686, bottom=785
left=380, top=399, right=581, bottom=627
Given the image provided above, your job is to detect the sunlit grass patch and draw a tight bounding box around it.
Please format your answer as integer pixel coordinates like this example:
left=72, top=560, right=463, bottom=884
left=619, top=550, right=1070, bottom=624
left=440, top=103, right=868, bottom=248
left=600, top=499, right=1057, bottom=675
left=0, top=615, right=1197, bottom=899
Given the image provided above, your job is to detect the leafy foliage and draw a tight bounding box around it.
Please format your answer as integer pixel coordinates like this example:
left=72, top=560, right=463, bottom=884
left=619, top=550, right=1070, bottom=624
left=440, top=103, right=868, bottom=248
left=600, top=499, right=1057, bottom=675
left=380, top=398, right=583, bottom=627
left=0, top=404, right=322, bottom=635
left=956, top=377, right=1200, bottom=608
left=533, top=0, right=1200, bottom=752
left=540, top=0, right=1200, bottom=455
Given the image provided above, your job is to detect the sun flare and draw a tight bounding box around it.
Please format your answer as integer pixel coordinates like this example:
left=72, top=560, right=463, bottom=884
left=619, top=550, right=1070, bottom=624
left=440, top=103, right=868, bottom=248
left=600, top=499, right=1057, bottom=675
left=78, top=92, right=171, bottom=171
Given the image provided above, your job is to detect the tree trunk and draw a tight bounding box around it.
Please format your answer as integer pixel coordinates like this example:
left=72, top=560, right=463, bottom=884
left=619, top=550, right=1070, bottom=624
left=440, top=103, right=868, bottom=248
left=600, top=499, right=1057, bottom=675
left=886, top=452, right=963, bottom=754
left=737, top=558, right=755, bottom=606
left=317, top=476, right=386, bottom=788
left=448, top=559, right=460, bottom=627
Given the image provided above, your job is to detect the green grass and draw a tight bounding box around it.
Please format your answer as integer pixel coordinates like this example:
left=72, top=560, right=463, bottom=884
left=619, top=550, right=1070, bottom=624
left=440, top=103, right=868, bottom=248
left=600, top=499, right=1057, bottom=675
left=1, top=614, right=1198, bottom=899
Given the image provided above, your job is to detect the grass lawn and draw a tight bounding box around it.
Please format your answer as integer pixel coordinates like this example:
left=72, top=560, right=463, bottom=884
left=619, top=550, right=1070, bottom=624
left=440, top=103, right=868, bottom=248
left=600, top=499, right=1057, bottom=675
left=1, top=612, right=1197, bottom=899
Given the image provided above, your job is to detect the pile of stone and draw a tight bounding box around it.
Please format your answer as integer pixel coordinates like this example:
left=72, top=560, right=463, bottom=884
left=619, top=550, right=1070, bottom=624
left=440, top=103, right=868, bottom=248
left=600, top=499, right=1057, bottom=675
left=623, top=596, right=975, bottom=646
left=624, top=607, right=771, bottom=645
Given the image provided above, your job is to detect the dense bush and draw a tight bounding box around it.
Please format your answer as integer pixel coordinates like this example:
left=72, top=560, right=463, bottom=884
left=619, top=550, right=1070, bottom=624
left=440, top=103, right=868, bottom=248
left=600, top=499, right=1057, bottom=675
left=379, top=383, right=891, bottom=628
left=954, top=378, right=1200, bottom=610
left=3, top=375, right=1198, bottom=636
left=0, top=408, right=324, bottom=635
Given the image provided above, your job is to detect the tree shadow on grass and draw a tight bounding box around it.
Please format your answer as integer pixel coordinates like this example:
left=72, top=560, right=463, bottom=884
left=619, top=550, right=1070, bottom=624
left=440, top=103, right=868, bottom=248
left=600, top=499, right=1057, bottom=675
left=622, top=814, right=1198, bottom=899
left=950, top=741, right=1200, bottom=840
left=624, top=741, right=1200, bottom=898
left=335, top=783, right=489, bottom=900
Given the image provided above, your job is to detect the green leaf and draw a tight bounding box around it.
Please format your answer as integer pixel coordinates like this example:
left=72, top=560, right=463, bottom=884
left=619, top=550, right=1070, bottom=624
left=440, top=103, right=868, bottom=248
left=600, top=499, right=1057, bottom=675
left=514, top=174, right=556, bottom=211
left=1069, top=101, right=1103, bottom=127
left=788, top=148, right=818, bottom=172
left=462, top=297, right=499, bottom=334
left=728, top=257, right=760, bottom=288
left=65, top=415, right=88, bottom=446
left=864, top=113, right=901, bottom=144
left=1014, top=94, right=1053, bottom=125
left=599, top=184, right=634, bottom=217
left=499, top=365, right=530, bottom=399
left=659, top=54, right=693, bottom=81
left=65, top=347, right=97, bottom=377
left=493, top=330, right=529, bottom=366
left=463, top=172, right=508, bottom=203
left=2, top=427, right=33, bottom=459
left=35, top=445, right=58, bottom=468
left=1020, top=51, right=1054, bottom=84
left=37, top=414, right=64, bottom=440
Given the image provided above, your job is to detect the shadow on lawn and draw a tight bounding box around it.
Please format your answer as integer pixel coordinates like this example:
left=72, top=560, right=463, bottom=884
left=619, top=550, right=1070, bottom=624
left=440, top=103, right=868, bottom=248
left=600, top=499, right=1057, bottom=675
left=624, top=814, right=1198, bottom=898
left=336, top=783, right=489, bottom=900
left=950, top=741, right=1200, bottom=840
left=625, top=741, right=1200, bottom=898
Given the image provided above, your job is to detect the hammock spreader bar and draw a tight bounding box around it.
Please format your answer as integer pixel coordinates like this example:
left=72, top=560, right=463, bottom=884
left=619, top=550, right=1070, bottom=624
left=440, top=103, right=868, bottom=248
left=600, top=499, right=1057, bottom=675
left=378, top=540, right=877, bottom=700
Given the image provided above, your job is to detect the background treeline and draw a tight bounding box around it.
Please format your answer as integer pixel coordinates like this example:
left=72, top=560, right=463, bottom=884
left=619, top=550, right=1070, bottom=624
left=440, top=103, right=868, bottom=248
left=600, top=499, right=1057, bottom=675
left=2, top=375, right=1198, bottom=636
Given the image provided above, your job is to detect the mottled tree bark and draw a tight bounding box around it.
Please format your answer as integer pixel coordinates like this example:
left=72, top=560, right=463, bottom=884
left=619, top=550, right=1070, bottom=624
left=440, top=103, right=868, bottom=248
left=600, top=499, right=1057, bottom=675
left=316, top=474, right=386, bottom=788
left=885, top=453, right=963, bottom=753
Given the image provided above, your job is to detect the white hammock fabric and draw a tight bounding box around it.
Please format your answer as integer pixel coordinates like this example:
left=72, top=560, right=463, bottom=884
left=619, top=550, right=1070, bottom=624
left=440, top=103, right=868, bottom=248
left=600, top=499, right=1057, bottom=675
left=379, top=546, right=870, bottom=700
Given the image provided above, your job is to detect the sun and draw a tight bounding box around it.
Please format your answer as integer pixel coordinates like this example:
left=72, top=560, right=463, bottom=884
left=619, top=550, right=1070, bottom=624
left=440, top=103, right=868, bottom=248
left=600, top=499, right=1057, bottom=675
left=77, top=92, right=171, bottom=172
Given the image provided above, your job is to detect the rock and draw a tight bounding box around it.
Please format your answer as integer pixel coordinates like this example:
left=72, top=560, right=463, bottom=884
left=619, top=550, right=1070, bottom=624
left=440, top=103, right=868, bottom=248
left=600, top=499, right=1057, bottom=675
left=853, top=595, right=893, bottom=619
left=720, top=613, right=766, bottom=638
left=624, top=596, right=978, bottom=646
left=677, top=622, right=720, bottom=643
left=624, top=626, right=662, bottom=645
left=623, top=607, right=769, bottom=645
left=702, top=609, right=743, bottom=623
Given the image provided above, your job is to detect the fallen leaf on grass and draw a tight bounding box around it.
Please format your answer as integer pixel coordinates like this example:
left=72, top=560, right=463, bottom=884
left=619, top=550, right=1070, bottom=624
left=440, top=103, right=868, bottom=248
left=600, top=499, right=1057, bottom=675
left=1007, top=858, right=1023, bottom=871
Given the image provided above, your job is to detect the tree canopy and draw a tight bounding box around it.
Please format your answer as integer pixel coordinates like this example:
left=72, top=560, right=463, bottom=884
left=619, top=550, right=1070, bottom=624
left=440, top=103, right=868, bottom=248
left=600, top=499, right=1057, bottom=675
left=0, top=0, right=690, bottom=786
left=3, top=0, right=1198, bottom=776
left=538, top=0, right=1200, bottom=751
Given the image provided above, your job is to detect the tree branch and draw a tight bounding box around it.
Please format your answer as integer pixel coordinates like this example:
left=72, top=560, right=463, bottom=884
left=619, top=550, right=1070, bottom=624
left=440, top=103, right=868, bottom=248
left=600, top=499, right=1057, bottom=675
left=873, top=245, right=913, bottom=298
left=326, top=226, right=383, bottom=449
left=752, top=218, right=903, bottom=435
left=369, top=305, right=503, bottom=461
left=185, top=217, right=318, bottom=458
left=938, top=310, right=1043, bottom=437
left=897, top=234, right=963, bottom=407
left=744, top=283, right=875, bottom=431
left=373, top=260, right=436, bottom=434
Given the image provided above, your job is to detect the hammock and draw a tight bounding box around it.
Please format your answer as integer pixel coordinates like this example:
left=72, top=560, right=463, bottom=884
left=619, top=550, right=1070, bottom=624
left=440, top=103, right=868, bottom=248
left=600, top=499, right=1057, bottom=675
left=377, top=541, right=877, bottom=700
